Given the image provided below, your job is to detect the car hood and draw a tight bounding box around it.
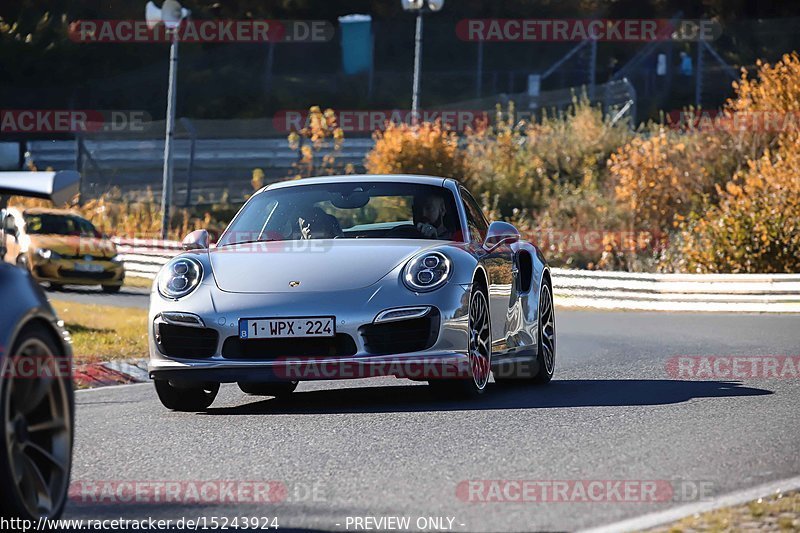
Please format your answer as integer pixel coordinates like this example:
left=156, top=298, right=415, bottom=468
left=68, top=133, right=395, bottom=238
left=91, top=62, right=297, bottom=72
left=209, top=239, right=438, bottom=293
left=28, top=235, right=117, bottom=258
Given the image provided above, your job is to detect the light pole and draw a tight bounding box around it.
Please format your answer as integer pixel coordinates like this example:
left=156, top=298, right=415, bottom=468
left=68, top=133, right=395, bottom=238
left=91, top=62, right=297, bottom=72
left=401, top=0, right=444, bottom=122
left=146, top=0, right=190, bottom=240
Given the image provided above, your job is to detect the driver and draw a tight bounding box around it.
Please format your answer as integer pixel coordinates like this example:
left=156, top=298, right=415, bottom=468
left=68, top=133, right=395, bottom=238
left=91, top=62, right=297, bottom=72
left=297, top=206, right=343, bottom=239
left=412, top=194, right=452, bottom=240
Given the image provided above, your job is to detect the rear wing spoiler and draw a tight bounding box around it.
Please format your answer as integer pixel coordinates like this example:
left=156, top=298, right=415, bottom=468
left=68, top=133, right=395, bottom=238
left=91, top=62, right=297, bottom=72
left=0, top=171, right=80, bottom=207
left=0, top=171, right=81, bottom=260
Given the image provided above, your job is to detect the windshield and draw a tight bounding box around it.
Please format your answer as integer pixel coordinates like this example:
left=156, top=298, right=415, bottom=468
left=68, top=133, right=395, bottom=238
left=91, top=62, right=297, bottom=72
left=218, top=181, right=464, bottom=246
left=24, top=213, right=101, bottom=238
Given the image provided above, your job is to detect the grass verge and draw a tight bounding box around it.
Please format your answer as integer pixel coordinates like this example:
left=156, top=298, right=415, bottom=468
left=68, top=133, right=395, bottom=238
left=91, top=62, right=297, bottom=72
left=651, top=491, right=800, bottom=532
left=50, top=299, right=148, bottom=364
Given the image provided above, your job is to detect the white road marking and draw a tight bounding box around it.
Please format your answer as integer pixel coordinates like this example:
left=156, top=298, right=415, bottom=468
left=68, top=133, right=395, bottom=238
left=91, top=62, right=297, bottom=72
left=582, top=474, right=800, bottom=533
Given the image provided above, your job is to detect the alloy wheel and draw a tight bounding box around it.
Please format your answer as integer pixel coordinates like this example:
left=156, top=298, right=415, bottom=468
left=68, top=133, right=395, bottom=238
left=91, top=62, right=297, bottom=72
left=540, top=283, right=556, bottom=375
left=468, top=288, right=492, bottom=390
left=3, top=339, right=72, bottom=518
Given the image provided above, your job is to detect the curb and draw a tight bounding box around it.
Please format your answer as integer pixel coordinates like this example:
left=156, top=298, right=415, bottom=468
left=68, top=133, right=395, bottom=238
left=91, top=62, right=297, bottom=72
left=73, top=358, right=150, bottom=389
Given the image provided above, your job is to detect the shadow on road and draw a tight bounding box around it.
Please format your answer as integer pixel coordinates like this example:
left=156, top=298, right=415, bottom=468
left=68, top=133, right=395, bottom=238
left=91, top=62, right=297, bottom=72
left=203, top=379, right=773, bottom=415
left=46, top=285, right=147, bottom=297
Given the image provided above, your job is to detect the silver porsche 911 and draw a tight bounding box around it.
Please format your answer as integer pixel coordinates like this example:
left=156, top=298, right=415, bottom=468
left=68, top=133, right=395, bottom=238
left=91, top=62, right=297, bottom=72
left=148, top=175, right=555, bottom=411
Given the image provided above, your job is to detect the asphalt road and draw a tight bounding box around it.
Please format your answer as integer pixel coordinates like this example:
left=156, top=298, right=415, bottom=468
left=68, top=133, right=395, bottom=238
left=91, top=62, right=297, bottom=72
left=45, top=284, right=150, bottom=308
left=66, top=311, right=800, bottom=531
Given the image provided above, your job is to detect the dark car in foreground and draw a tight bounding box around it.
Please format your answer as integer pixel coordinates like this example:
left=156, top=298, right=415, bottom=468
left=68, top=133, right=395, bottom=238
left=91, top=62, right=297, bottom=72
left=0, top=171, right=77, bottom=520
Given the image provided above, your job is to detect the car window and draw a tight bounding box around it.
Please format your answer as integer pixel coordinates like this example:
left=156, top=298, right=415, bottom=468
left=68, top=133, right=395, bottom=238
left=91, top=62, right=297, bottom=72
left=24, top=213, right=100, bottom=238
left=218, top=182, right=463, bottom=245
left=75, top=216, right=100, bottom=237
left=319, top=195, right=414, bottom=229
left=460, top=188, right=489, bottom=243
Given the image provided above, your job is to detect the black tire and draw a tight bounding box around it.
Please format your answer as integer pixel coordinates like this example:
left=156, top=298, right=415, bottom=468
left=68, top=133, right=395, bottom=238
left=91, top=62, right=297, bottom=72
left=494, top=277, right=556, bottom=384
left=429, top=280, right=491, bottom=398
left=238, top=381, right=298, bottom=398
left=532, top=278, right=556, bottom=384
left=101, top=284, right=122, bottom=294
left=0, top=323, right=73, bottom=520
left=154, top=379, right=219, bottom=412
left=48, top=283, right=64, bottom=292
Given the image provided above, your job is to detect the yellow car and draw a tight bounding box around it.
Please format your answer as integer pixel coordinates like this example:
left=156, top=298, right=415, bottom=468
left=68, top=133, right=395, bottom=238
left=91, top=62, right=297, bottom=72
left=2, top=207, right=125, bottom=292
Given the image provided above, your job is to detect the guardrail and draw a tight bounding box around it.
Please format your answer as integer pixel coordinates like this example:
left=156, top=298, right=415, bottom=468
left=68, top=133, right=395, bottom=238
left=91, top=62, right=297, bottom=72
left=113, top=238, right=181, bottom=280
left=115, top=239, right=800, bottom=313
left=551, top=268, right=800, bottom=313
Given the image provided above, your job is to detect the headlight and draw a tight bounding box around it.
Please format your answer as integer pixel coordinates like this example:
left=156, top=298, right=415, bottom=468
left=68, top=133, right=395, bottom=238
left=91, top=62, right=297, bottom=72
left=403, top=251, right=451, bottom=292
left=36, top=248, right=60, bottom=260
left=157, top=256, right=203, bottom=299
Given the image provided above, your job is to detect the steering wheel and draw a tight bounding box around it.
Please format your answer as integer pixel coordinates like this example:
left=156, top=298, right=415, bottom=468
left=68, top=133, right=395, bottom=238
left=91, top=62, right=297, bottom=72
left=384, top=224, right=423, bottom=238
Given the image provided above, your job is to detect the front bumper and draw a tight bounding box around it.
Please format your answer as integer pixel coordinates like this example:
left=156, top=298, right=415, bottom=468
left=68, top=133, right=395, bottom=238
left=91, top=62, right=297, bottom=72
left=30, top=257, right=125, bottom=286
left=149, top=352, right=471, bottom=383
left=148, top=278, right=472, bottom=383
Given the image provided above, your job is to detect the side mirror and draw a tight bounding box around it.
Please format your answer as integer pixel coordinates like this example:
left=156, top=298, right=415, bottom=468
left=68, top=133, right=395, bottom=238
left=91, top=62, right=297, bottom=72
left=483, top=221, right=519, bottom=250
left=182, top=229, right=209, bottom=251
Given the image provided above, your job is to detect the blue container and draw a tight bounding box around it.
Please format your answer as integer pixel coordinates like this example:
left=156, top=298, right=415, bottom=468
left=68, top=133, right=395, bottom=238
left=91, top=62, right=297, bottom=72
left=339, top=14, right=373, bottom=75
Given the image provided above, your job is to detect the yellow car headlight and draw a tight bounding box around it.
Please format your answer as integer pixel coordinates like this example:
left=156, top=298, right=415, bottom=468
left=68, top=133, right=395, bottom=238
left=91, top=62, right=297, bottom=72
left=35, top=248, right=61, bottom=261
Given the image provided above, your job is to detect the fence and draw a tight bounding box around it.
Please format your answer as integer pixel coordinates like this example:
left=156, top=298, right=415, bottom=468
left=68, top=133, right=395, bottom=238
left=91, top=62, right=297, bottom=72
left=29, top=135, right=374, bottom=205
left=116, top=239, right=800, bottom=313
left=25, top=75, right=639, bottom=207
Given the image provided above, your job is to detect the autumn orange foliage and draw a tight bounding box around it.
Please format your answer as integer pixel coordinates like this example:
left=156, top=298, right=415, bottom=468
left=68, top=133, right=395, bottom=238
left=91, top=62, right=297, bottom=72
left=670, top=52, right=800, bottom=272
left=364, top=120, right=466, bottom=179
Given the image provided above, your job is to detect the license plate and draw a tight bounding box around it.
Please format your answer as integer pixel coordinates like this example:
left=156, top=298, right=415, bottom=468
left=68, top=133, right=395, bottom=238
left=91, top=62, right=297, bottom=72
left=74, top=262, right=104, bottom=273
left=239, top=317, right=335, bottom=340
